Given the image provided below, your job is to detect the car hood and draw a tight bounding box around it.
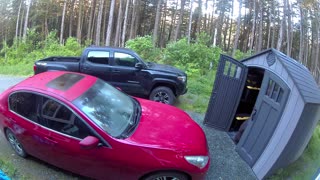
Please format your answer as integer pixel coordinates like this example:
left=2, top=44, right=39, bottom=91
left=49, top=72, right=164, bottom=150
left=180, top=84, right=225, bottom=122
left=147, top=62, right=186, bottom=76
left=126, top=99, right=207, bottom=154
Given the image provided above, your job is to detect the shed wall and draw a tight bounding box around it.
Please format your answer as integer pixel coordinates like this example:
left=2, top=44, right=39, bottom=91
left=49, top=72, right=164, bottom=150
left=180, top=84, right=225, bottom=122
left=269, top=104, right=320, bottom=175
left=243, top=55, right=305, bottom=179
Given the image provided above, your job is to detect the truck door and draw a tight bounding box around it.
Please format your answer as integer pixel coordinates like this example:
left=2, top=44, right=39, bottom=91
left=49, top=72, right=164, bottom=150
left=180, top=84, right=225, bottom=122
left=81, top=50, right=113, bottom=82
left=109, top=51, right=145, bottom=94
left=204, top=54, right=248, bottom=130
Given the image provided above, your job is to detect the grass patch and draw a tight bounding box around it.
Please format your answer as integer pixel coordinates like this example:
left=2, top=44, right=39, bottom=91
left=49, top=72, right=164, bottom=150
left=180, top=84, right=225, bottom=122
left=176, top=70, right=216, bottom=113
left=0, top=158, right=17, bottom=178
left=0, top=62, right=34, bottom=76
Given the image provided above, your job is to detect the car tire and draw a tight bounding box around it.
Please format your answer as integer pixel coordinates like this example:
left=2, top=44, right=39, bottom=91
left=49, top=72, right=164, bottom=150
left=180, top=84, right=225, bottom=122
left=143, top=171, right=188, bottom=180
left=149, top=86, right=176, bottom=105
left=5, top=129, right=27, bottom=158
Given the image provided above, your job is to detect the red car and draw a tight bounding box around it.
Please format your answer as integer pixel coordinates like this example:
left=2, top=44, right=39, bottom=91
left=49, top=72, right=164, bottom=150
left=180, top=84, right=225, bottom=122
left=0, top=71, right=209, bottom=180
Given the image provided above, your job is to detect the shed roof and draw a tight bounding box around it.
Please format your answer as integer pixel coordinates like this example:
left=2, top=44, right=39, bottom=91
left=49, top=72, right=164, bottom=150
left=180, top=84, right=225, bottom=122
left=242, top=48, right=320, bottom=104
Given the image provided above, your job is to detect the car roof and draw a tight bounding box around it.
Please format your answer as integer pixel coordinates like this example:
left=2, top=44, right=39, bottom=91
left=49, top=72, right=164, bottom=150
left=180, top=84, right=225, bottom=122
left=14, top=71, right=97, bottom=102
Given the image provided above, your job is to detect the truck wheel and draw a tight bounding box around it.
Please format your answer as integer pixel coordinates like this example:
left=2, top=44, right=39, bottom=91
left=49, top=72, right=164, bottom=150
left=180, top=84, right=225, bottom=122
left=149, top=86, right=176, bottom=105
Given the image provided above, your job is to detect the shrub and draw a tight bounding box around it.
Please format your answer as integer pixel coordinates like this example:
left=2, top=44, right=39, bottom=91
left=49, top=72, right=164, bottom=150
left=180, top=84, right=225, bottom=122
left=125, top=35, right=162, bottom=62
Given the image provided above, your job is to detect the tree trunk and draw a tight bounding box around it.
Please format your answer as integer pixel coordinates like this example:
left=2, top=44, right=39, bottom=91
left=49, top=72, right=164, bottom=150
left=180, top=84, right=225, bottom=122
left=121, top=0, right=130, bottom=47
left=232, top=0, right=242, bottom=57
left=286, top=0, right=292, bottom=56
left=276, top=0, right=285, bottom=51
left=298, top=4, right=304, bottom=62
left=15, top=0, right=22, bottom=40
left=95, top=0, right=104, bottom=45
left=115, top=0, right=124, bottom=47
left=87, top=0, right=96, bottom=41
left=129, top=0, right=140, bottom=40
left=106, top=0, right=116, bottom=46
left=174, top=0, right=186, bottom=41
left=168, top=0, right=178, bottom=42
left=23, top=0, right=32, bottom=42
left=187, top=0, right=194, bottom=44
left=248, top=0, right=256, bottom=52
left=60, top=0, right=67, bottom=44
left=153, top=0, right=162, bottom=47
left=76, top=0, right=83, bottom=43
left=69, top=0, right=76, bottom=37
left=256, top=2, right=263, bottom=52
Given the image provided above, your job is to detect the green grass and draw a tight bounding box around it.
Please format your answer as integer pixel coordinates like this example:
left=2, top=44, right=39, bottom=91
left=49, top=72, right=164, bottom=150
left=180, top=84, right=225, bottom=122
left=0, top=158, right=17, bottom=178
left=0, top=62, right=34, bottom=76
left=176, top=71, right=216, bottom=113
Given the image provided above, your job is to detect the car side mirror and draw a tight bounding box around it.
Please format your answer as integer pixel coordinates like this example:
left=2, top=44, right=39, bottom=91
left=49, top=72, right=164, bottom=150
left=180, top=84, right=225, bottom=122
left=135, top=63, right=144, bottom=69
left=79, top=136, right=100, bottom=150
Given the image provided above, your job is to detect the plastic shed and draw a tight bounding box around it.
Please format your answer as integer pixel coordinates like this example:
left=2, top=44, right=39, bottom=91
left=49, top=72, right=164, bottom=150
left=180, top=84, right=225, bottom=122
left=204, top=48, right=320, bottom=179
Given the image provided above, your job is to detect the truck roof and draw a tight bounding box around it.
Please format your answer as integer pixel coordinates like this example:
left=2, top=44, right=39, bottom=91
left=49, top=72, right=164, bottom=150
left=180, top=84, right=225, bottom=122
left=14, top=71, right=97, bottom=102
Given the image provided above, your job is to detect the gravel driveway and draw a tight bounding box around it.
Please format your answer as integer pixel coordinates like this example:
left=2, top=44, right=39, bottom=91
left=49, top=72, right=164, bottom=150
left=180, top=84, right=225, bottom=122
left=0, top=75, right=257, bottom=180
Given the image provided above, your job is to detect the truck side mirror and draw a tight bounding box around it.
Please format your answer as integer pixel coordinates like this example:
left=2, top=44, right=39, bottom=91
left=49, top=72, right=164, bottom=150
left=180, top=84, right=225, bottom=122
left=135, top=63, right=144, bottom=69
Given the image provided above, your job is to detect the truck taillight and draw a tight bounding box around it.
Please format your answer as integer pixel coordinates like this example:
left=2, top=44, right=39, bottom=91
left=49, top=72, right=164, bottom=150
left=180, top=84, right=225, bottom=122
left=33, top=65, right=36, bottom=72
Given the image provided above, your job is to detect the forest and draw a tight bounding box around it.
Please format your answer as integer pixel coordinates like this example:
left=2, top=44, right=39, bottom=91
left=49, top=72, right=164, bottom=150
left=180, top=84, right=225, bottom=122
left=0, top=0, right=320, bottom=84
left=0, top=0, right=320, bottom=179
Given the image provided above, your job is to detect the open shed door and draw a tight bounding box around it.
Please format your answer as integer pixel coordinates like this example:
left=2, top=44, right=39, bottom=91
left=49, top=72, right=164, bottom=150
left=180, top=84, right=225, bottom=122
left=236, top=71, right=290, bottom=166
left=204, top=55, right=248, bottom=130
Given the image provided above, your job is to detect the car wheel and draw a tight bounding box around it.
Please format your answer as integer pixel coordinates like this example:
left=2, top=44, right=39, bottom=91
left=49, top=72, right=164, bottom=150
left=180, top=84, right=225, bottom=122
left=6, top=129, right=27, bottom=157
left=149, top=86, right=176, bottom=105
left=143, top=171, right=188, bottom=180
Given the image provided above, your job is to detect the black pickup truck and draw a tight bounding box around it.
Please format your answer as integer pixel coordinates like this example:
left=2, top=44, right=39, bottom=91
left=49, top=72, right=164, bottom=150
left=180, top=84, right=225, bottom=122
left=34, top=46, right=187, bottom=105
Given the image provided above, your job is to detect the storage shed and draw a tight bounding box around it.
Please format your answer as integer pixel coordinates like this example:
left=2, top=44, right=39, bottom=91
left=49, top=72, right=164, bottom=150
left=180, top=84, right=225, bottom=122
left=204, top=49, right=320, bottom=179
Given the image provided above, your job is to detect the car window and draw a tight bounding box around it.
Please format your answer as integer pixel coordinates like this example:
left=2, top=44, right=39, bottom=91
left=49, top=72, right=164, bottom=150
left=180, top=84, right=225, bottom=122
left=9, top=92, right=39, bottom=123
left=87, top=51, right=110, bottom=65
left=41, top=97, right=92, bottom=139
left=114, top=52, right=137, bottom=67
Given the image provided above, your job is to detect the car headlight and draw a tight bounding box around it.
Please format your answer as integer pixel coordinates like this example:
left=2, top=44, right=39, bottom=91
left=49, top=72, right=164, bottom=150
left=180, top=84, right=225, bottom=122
left=184, top=156, right=209, bottom=169
left=177, top=75, right=186, bottom=83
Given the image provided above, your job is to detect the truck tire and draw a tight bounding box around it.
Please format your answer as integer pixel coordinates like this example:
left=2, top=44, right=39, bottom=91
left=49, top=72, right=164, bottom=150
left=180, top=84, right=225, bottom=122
left=149, top=86, right=176, bottom=105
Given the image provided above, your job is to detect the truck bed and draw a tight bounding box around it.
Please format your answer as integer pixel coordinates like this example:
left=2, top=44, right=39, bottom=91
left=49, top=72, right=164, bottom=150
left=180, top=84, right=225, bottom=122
left=34, top=56, right=80, bottom=74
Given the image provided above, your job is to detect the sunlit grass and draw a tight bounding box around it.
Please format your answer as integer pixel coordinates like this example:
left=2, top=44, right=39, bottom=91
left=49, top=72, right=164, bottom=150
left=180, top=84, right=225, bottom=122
left=0, top=62, right=34, bottom=76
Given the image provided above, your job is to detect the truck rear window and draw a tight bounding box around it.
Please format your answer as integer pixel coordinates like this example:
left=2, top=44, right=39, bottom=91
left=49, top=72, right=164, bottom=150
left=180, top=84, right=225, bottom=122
left=47, top=73, right=84, bottom=91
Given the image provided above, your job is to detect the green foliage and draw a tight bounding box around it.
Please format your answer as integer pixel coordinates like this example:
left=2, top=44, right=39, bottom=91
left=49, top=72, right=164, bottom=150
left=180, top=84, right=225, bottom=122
left=0, top=30, right=84, bottom=68
left=125, top=35, right=162, bottom=62
left=233, top=49, right=253, bottom=60
left=164, top=34, right=222, bottom=76
left=177, top=71, right=216, bottom=113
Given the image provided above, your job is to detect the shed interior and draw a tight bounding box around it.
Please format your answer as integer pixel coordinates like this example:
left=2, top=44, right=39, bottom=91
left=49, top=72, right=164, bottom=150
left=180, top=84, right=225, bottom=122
left=228, top=68, right=265, bottom=139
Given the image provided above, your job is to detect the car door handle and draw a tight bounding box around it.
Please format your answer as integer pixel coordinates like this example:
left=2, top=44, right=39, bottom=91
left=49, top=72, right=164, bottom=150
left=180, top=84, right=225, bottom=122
left=251, top=109, right=257, bottom=121
left=112, top=70, right=120, bottom=73
left=44, top=137, right=58, bottom=144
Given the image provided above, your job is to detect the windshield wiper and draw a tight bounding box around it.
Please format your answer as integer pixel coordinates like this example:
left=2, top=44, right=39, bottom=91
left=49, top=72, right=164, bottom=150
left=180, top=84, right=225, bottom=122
left=120, top=99, right=141, bottom=138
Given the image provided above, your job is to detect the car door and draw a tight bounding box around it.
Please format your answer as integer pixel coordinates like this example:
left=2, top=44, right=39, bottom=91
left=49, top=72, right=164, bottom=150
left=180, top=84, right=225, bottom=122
left=110, top=51, right=145, bottom=95
left=80, top=50, right=113, bottom=82
left=38, top=96, right=121, bottom=179
left=8, top=91, right=56, bottom=162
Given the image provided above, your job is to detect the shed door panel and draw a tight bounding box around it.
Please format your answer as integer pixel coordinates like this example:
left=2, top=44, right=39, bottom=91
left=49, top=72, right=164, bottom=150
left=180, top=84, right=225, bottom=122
left=236, top=71, right=290, bottom=166
left=204, top=55, right=248, bottom=131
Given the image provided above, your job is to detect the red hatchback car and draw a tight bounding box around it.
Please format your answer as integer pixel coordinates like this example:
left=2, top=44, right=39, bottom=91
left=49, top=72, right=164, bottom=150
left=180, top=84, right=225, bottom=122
left=0, top=71, right=209, bottom=180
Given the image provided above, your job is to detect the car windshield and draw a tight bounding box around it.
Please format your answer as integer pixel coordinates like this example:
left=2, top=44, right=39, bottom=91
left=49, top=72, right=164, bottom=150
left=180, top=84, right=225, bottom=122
left=73, top=79, right=135, bottom=138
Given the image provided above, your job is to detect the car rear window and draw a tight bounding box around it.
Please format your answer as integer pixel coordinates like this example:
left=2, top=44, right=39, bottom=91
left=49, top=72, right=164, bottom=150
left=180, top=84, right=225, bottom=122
left=46, top=73, right=84, bottom=91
